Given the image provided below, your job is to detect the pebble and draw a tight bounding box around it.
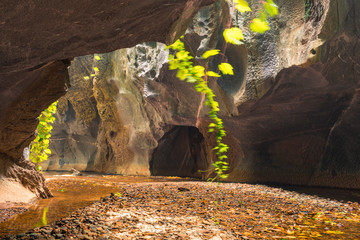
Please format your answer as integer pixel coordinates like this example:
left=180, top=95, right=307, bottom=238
left=0, top=208, right=28, bottom=223
left=2, top=182, right=360, bottom=239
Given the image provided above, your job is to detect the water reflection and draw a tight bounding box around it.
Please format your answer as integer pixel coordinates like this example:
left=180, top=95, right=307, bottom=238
left=0, top=173, right=190, bottom=237
left=2, top=173, right=360, bottom=237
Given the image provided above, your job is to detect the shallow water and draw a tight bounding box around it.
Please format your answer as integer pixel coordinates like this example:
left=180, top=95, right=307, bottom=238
left=262, top=183, right=360, bottom=203
left=1, top=173, right=360, bottom=237
left=0, top=173, right=190, bottom=237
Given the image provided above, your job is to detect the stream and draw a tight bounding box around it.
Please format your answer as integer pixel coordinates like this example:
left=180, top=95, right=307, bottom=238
left=0, top=173, right=191, bottom=237
left=1, top=172, right=360, bottom=238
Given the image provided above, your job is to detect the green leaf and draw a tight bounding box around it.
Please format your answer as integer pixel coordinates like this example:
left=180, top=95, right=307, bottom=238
left=206, top=71, right=221, bottom=77
left=218, top=155, right=228, bottom=160
left=218, top=63, right=234, bottom=75
left=176, top=69, right=188, bottom=80
left=169, top=60, right=180, bottom=70
left=193, top=65, right=205, bottom=78
left=167, top=39, right=184, bottom=51
left=176, top=51, right=189, bottom=60
left=223, top=27, right=244, bottom=45
left=202, top=49, right=220, bottom=59
left=166, top=37, right=230, bottom=182
left=209, top=123, right=216, bottom=128
left=250, top=18, right=270, bottom=33
left=186, top=77, right=197, bottom=83
left=44, top=149, right=51, bottom=154
left=264, top=0, right=279, bottom=17
left=220, top=174, right=229, bottom=179
left=234, top=0, right=252, bottom=12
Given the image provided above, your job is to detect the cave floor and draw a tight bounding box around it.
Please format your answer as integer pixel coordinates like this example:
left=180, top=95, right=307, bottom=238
left=1, top=175, right=360, bottom=239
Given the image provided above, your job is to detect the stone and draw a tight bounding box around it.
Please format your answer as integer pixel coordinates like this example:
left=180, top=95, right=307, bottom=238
left=54, top=234, right=64, bottom=239
left=69, top=168, right=82, bottom=176
left=29, top=233, right=40, bottom=238
left=178, top=187, right=190, bottom=192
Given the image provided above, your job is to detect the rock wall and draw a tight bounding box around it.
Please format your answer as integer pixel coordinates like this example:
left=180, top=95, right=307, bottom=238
left=44, top=0, right=360, bottom=188
left=0, top=0, right=215, bottom=201
left=42, top=46, right=204, bottom=175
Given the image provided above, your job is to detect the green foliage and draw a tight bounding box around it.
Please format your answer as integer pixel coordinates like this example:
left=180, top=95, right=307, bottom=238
left=223, top=27, right=244, bottom=45
left=218, top=63, right=234, bottom=75
left=166, top=38, right=230, bottom=181
left=167, top=0, right=278, bottom=181
left=233, top=0, right=252, bottom=13
left=206, top=71, right=221, bottom=77
left=83, top=55, right=101, bottom=80
left=225, top=0, right=279, bottom=34
left=249, top=0, right=279, bottom=33
left=264, top=0, right=279, bottom=17
left=250, top=18, right=270, bottom=33
left=202, top=49, right=221, bottom=59
left=30, top=101, right=58, bottom=171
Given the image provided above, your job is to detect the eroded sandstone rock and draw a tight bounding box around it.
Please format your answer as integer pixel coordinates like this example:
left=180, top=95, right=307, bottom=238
left=0, top=0, right=216, bottom=201
left=43, top=0, right=360, bottom=188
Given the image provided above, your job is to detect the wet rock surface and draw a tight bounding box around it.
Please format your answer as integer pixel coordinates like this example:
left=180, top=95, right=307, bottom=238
left=2, top=180, right=360, bottom=239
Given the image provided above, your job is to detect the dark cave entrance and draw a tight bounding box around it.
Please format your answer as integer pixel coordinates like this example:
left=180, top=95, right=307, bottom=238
left=150, top=126, right=209, bottom=178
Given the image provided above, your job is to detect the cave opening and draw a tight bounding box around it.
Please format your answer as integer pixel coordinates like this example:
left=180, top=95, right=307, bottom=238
left=149, top=126, right=209, bottom=178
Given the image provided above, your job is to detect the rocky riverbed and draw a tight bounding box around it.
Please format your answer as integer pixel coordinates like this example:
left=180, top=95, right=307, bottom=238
left=2, top=175, right=360, bottom=239
left=0, top=208, right=28, bottom=224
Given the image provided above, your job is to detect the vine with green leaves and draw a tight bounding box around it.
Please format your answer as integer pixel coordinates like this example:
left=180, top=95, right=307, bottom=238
left=30, top=101, right=58, bottom=172
left=30, top=55, right=101, bottom=172
left=167, top=0, right=278, bottom=181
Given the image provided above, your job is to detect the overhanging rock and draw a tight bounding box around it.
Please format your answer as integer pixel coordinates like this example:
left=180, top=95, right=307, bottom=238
left=0, top=0, right=216, bottom=201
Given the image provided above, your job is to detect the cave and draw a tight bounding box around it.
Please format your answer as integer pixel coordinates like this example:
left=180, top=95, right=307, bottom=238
left=2, top=0, right=360, bottom=237
left=150, top=126, right=209, bottom=178
left=0, top=0, right=215, bottom=202
left=0, top=0, right=360, bottom=207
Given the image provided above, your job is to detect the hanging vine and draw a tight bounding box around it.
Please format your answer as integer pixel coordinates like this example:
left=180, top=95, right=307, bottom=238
left=30, top=101, right=58, bottom=172
left=167, top=0, right=278, bottom=181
